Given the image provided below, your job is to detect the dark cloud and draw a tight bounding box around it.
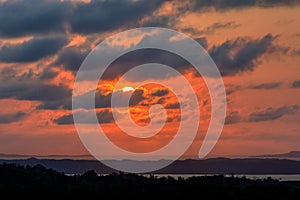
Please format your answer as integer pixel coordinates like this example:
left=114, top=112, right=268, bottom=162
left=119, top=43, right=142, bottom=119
left=0, top=37, right=68, bottom=63
left=183, top=26, right=230, bottom=46
left=0, top=71, right=146, bottom=110
left=150, top=89, right=169, bottom=97
left=36, top=98, right=71, bottom=110
left=195, top=37, right=208, bottom=49
left=0, top=67, right=68, bottom=109
left=39, top=68, right=58, bottom=80
left=138, top=115, right=181, bottom=124
left=0, top=67, right=17, bottom=81
left=165, top=102, right=180, bottom=109
left=129, top=89, right=146, bottom=107
left=0, top=67, right=43, bottom=83
left=225, top=105, right=299, bottom=124
left=156, top=98, right=166, bottom=105
left=182, top=27, right=200, bottom=35
left=1, top=0, right=299, bottom=38
left=199, top=22, right=241, bottom=35
left=54, top=109, right=114, bottom=125
left=189, top=0, right=300, bottom=12
left=0, top=75, right=72, bottom=110
left=0, top=112, right=26, bottom=124
left=0, top=0, right=164, bottom=38
left=166, top=115, right=181, bottom=123
left=99, top=34, right=276, bottom=80
left=248, top=105, right=299, bottom=122
left=291, top=80, right=300, bottom=88
left=70, top=0, right=164, bottom=34
left=248, top=82, right=282, bottom=89
left=101, top=48, right=191, bottom=81
left=2, top=83, right=71, bottom=102
left=73, top=88, right=145, bottom=110
left=140, top=15, right=176, bottom=28
left=225, top=84, right=242, bottom=95
left=53, top=47, right=89, bottom=71
left=209, top=34, right=275, bottom=76
left=225, top=111, right=242, bottom=124
left=0, top=0, right=70, bottom=38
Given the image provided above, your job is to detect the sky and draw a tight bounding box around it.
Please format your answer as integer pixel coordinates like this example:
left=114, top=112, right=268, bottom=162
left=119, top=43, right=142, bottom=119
left=0, top=0, right=299, bottom=157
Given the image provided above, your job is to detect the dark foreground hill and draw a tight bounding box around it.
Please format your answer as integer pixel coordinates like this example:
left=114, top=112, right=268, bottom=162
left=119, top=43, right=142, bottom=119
left=1, top=157, right=300, bottom=174
left=0, top=163, right=300, bottom=199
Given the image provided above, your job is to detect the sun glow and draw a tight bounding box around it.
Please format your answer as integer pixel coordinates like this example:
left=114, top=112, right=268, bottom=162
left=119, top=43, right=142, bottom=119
left=122, top=86, right=134, bottom=92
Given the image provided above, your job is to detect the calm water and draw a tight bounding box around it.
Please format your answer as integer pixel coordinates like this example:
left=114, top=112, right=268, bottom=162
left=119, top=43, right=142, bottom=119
left=150, top=174, right=300, bottom=181
left=64, top=173, right=300, bottom=181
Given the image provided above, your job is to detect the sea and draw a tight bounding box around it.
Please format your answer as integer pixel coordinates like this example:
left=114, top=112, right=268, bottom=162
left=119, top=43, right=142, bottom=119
left=148, top=174, right=300, bottom=181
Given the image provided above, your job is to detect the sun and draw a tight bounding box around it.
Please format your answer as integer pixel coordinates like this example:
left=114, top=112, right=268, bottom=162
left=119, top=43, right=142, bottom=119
left=122, top=86, right=134, bottom=92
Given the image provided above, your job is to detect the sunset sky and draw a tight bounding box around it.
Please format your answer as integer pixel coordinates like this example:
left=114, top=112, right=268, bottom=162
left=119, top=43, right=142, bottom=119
left=0, top=0, right=299, bottom=157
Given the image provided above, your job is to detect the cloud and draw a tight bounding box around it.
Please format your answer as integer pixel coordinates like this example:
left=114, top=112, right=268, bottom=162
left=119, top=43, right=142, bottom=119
left=54, top=109, right=114, bottom=125
left=195, top=37, right=208, bottom=49
left=39, top=68, right=58, bottom=80
left=225, top=111, right=243, bottom=124
left=0, top=37, right=68, bottom=63
left=225, top=84, right=242, bottom=95
left=70, top=0, right=164, bottom=34
left=199, top=22, right=241, bottom=35
left=36, top=98, right=71, bottom=110
left=248, top=82, right=282, bottom=89
left=0, top=67, right=72, bottom=110
left=189, top=0, right=300, bottom=12
left=1, top=0, right=299, bottom=38
left=53, top=43, right=190, bottom=76
left=0, top=79, right=72, bottom=110
left=128, top=89, right=146, bottom=107
left=248, top=105, right=299, bottom=122
left=0, top=0, right=164, bottom=37
left=0, top=65, right=149, bottom=111
left=0, top=0, right=70, bottom=38
left=73, top=88, right=145, bottom=110
left=141, top=15, right=175, bottom=28
left=225, top=105, right=300, bottom=124
left=209, top=34, right=275, bottom=76
left=100, top=48, right=191, bottom=81
left=291, top=80, right=300, bottom=88
left=0, top=112, right=26, bottom=124
left=165, top=102, right=180, bottom=109
left=150, top=89, right=169, bottom=97
left=53, top=47, right=89, bottom=71
left=0, top=82, right=71, bottom=102
left=166, top=115, right=181, bottom=123
left=53, top=33, right=276, bottom=79
left=99, top=34, right=277, bottom=79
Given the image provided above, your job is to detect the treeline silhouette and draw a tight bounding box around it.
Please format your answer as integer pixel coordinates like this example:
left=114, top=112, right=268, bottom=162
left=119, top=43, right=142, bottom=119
left=0, top=163, right=300, bottom=199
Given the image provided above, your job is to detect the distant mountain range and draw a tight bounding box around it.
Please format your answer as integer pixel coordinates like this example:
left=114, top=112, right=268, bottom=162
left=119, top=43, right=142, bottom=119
left=1, top=157, right=300, bottom=175
left=0, top=153, right=93, bottom=159
left=253, top=151, right=300, bottom=158
left=1, top=151, right=300, bottom=174
left=1, top=151, right=300, bottom=159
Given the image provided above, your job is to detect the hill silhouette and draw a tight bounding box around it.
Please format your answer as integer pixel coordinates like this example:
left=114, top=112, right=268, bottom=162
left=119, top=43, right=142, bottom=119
left=0, top=163, right=300, bottom=199
left=255, top=151, right=300, bottom=158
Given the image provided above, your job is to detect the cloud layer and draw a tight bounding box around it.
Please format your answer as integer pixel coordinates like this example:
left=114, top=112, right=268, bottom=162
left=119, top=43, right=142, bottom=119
left=0, top=37, right=68, bottom=62
left=0, top=112, right=26, bottom=124
left=0, top=0, right=164, bottom=37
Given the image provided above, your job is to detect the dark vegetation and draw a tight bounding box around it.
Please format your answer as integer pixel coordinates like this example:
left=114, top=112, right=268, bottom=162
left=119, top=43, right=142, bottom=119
left=1, top=163, right=300, bottom=199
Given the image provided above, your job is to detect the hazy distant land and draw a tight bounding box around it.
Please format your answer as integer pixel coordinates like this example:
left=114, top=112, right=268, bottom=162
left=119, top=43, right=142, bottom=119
left=1, top=151, right=300, bottom=160
left=1, top=157, right=300, bottom=175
